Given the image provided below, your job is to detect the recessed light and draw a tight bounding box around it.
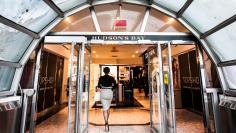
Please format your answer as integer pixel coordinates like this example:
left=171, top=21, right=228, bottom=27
left=132, top=55, right=135, bottom=58
left=92, top=51, right=96, bottom=54
left=96, top=54, right=99, bottom=57
left=135, top=51, right=139, bottom=54
left=65, top=17, right=71, bottom=23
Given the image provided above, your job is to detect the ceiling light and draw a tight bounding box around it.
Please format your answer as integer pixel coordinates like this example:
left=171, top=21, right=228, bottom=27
left=96, top=54, right=99, bottom=58
left=132, top=55, right=135, bottom=58
left=65, top=17, right=72, bottom=23
left=92, top=51, right=96, bottom=54
left=135, top=51, right=139, bottom=54
left=167, top=18, right=174, bottom=24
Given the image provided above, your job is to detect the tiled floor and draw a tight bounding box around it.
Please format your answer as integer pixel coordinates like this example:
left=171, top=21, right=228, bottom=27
left=34, top=89, right=205, bottom=133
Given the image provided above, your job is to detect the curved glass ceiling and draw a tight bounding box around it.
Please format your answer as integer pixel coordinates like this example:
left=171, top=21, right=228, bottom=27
left=0, top=0, right=58, bottom=33
left=0, top=23, right=33, bottom=62
left=52, top=0, right=87, bottom=12
left=0, top=0, right=236, bottom=92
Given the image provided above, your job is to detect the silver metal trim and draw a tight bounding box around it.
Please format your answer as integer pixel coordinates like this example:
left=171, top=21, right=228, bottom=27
left=44, top=36, right=87, bottom=43
left=0, top=15, right=40, bottom=39
left=75, top=42, right=81, bottom=133
left=168, top=42, right=176, bottom=132
left=157, top=42, right=166, bottom=133
left=28, top=47, right=42, bottom=133
left=67, top=42, right=75, bottom=133
left=85, top=45, right=91, bottom=132
left=176, top=0, right=193, bottom=18
left=140, top=7, right=150, bottom=32
left=90, top=7, right=101, bottom=32
left=43, top=0, right=64, bottom=17
left=20, top=89, right=35, bottom=133
left=0, top=60, right=22, bottom=68
left=20, top=17, right=63, bottom=65
left=216, top=67, right=229, bottom=91
left=218, top=59, right=236, bottom=67
left=197, top=45, right=211, bottom=132
left=49, top=31, right=192, bottom=36
left=201, top=15, right=236, bottom=39
left=0, top=91, right=15, bottom=96
left=10, top=67, right=23, bottom=94
left=0, top=96, right=21, bottom=103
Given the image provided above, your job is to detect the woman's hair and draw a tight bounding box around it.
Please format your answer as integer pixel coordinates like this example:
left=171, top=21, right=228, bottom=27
left=103, top=67, right=110, bottom=74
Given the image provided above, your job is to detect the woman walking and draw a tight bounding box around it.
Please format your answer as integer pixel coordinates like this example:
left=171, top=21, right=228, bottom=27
left=97, top=67, right=116, bottom=132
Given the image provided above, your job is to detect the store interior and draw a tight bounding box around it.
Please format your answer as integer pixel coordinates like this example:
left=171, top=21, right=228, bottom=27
left=19, top=42, right=215, bottom=132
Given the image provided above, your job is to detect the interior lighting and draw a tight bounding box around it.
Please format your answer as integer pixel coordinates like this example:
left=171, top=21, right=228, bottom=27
left=132, top=55, right=135, bottom=58
left=92, top=50, right=96, bottom=54
left=96, top=54, right=99, bottom=58
left=65, top=17, right=72, bottom=23
left=167, top=18, right=174, bottom=24
left=135, top=51, right=139, bottom=54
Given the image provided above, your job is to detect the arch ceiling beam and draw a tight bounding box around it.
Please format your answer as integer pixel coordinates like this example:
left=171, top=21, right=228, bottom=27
left=0, top=60, right=22, bottom=68
left=201, top=15, right=236, bottom=39
left=177, top=0, right=193, bottom=18
left=140, top=7, right=150, bottom=32
left=0, top=15, right=40, bottom=39
left=43, top=0, right=64, bottom=18
left=90, top=6, right=101, bottom=32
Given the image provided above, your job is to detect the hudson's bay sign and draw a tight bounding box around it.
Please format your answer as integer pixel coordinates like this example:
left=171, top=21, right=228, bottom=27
left=91, top=35, right=145, bottom=41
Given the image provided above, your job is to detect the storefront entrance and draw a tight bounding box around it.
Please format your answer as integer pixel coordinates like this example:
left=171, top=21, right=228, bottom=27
left=37, top=32, right=202, bottom=133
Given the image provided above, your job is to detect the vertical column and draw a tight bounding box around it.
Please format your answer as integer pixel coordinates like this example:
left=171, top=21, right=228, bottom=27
left=67, top=42, right=75, bottom=133
left=29, top=47, right=42, bottom=133
left=157, top=42, right=166, bottom=133
left=167, top=42, right=176, bottom=132
left=197, top=45, right=210, bottom=133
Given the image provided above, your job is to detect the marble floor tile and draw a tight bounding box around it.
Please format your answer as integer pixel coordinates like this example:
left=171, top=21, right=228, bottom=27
left=33, top=89, right=205, bottom=133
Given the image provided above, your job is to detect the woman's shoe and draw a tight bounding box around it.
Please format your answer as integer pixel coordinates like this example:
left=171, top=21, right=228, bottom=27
left=105, top=123, right=108, bottom=132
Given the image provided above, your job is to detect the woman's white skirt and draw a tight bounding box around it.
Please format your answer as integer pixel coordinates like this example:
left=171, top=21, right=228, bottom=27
left=100, top=89, right=113, bottom=111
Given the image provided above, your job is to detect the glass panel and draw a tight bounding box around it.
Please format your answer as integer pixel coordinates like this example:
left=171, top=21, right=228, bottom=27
left=0, top=0, right=58, bottom=32
left=154, top=0, right=187, bottom=12
left=95, top=4, right=145, bottom=32
left=161, top=44, right=175, bottom=132
left=0, top=66, right=15, bottom=92
left=52, top=0, right=87, bottom=12
left=223, top=66, right=236, bottom=90
left=202, top=50, right=221, bottom=88
left=146, top=9, right=188, bottom=32
left=0, top=23, right=33, bottom=62
left=80, top=47, right=90, bottom=132
left=206, top=22, right=236, bottom=61
left=149, top=48, right=162, bottom=131
left=52, top=8, right=96, bottom=32
left=183, top=0, right=236, bottom=32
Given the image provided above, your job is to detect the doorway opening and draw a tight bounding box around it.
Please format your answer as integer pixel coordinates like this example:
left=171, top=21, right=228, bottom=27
left=20, top=35, right=207, bottom=133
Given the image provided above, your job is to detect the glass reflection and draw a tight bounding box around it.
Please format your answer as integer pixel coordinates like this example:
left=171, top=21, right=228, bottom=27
left=0, top=23, right=33, bottom=62
left=0, top=0, right=58, bottom=32
left=0, top=66, right=15, bottom=92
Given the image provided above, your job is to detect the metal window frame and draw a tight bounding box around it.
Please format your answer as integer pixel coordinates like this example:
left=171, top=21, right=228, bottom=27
left=0, top=15, right=40, bottom=39
left=201, top=15, right=236, bottom=39
left=0, top=0, right=230, bottom=117
left=0, top=60, right=22, bottom=68
left=0, top=2, right=232, bottom=133
left=140, top=7, right=150, bottom=32
left=176, top=0, right=193, bottom=18
left=43, top=0, right=64, bottom=18
left=90, top=6, right=101, bottom=32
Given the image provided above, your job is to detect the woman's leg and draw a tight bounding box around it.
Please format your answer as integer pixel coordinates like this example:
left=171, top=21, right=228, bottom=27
left=103, top=110, right=109, bottom=131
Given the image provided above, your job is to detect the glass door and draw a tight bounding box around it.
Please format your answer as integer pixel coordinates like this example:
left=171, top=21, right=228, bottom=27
left=74, top=42, right=91, bottom=133
left=149, top=42, right=176, bottom=133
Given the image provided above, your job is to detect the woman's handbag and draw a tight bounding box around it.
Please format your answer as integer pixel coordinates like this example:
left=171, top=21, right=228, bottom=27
left=94, top=87, right=101, bottom=101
